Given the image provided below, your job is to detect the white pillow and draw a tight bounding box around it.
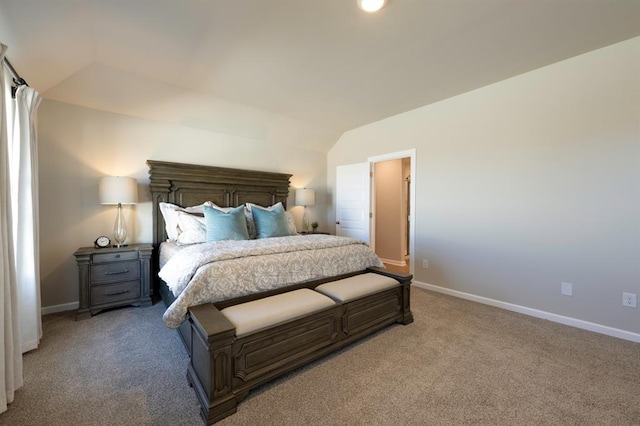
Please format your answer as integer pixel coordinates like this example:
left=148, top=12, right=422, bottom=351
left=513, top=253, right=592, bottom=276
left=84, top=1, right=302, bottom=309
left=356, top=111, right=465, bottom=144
left=175, top=211, right=206, bottom=245
left=245, top=202, right=284, bottom=212
left=285, top=211, right=297, bottom=235
left=206, top=202, right=234, bottom=213
left=159, top=202, right=208, bottom=241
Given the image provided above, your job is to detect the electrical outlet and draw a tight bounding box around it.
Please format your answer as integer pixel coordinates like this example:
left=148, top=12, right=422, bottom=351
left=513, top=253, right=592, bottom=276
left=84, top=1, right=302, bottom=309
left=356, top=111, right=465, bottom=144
left=622, top=292, right=637, bottom=308
left=422, top=259, right=429, bottom=269
left=561, top=282, right=572, bottom=296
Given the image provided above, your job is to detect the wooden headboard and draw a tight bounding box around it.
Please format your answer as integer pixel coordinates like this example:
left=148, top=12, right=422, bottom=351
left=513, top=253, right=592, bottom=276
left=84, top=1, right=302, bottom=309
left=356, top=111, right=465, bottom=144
left=147, top=160, right=292, bottom=286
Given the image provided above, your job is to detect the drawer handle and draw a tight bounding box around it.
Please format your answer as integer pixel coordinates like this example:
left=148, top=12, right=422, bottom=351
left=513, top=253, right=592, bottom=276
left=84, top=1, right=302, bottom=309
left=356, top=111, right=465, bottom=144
left=105, top=289, right=130, bottom=296
left=105, top=269, right=129, bottom=275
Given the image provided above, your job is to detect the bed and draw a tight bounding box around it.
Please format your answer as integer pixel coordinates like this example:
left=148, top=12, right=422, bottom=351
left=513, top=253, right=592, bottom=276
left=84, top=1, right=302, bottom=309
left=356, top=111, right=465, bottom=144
left=147, top=160, right=413, bottom=423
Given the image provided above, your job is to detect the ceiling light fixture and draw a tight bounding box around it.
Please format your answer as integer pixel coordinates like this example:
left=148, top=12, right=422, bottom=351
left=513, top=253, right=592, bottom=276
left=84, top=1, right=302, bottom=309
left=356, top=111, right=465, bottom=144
left=357, top=0, right=387, bottom=13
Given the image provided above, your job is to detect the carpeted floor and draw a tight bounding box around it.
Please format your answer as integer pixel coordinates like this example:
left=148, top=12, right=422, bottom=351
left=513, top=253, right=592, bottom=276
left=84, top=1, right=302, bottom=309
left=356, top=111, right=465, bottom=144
left=2, top=287, right=639, bottom=425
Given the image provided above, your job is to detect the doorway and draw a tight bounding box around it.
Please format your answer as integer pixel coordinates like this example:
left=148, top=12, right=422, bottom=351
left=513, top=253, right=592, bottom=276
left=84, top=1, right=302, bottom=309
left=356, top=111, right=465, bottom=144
left=335, top=149, right=416, bottom=275
left=372, top=157, right=412, bottom=274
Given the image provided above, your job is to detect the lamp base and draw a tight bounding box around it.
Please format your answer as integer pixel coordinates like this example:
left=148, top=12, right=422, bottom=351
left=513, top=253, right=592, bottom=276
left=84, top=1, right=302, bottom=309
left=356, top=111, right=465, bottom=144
left=113, top=203, right=128, bottom=249
left=302, top=207, right=311, bottom=233
left=112, top=244, right=128, bottom=248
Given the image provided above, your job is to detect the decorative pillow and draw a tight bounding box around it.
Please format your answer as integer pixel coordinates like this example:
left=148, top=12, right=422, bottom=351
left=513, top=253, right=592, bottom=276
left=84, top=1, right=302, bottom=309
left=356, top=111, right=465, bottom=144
left=250, top=203, right=290, bottom=238
left=245, top=202, right=284, bottom=213
left=204, top=205, right=250, bottom=242
left=285, top=211, right=297, bottom=235
left=175, top=211, right=206, bottom=245
left=159, top=202, right=207, bottom=241
left=245, top=202, right=283, bottom=238
left=244, top=207, right=257, bottom=239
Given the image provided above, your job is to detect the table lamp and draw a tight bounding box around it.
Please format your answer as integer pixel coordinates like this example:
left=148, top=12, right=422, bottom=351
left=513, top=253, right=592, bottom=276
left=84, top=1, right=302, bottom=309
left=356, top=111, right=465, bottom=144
left=99, top=176, right=138, bottom=247
left=295, top=188, right=315, bottom=232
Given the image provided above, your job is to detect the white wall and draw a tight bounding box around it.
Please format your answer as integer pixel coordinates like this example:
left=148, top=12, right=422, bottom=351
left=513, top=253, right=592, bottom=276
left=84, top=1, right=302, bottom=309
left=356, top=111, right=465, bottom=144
left=328, top=37, right=640, bottom=335
left=38, top=100, right=328, bottom=309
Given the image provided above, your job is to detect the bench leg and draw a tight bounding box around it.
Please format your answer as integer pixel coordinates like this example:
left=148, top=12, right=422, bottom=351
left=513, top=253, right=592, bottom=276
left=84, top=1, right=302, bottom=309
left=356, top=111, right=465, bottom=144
left=400, top=281, right=414, bottom=325
left=187, top=364, right=238, bottom=424
left=188, top=303, right=239, bottom=424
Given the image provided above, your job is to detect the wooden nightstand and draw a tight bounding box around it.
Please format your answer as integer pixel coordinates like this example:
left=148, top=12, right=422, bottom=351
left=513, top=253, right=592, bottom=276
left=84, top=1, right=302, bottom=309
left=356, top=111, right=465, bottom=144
left=74, top=244, right=153, bottom=320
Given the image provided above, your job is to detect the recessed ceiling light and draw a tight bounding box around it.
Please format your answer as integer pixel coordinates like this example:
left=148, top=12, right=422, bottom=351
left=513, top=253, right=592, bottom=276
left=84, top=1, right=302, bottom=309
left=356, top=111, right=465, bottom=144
left=357, top=0, right=387, bottom=13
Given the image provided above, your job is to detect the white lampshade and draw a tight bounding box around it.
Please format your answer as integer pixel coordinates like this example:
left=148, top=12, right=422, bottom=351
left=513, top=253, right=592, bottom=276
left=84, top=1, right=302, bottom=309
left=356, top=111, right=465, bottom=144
left=295, top=188, right=315, bottom=207
left=99, top=176, right=138, bottom=205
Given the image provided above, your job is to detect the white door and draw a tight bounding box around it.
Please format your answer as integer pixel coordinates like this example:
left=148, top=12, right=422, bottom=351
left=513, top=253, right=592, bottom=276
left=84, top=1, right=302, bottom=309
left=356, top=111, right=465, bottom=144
left=336, top=163, right=370, bottom=245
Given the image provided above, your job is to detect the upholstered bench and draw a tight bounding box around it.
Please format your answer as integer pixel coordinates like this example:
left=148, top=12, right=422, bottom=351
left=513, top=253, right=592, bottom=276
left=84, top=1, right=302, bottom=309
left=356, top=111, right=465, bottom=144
left=220, top=288, right=336, bottom=337
left=315, top=272, right=403, bottom=338
left=315, top=272, right=400, bottom=302
left=186, top=268, right=413, bottom=425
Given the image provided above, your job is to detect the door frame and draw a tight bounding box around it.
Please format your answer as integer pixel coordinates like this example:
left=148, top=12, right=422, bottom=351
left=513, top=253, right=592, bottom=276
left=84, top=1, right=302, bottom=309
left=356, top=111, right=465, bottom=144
left=368, top=149, right=416, bottom=275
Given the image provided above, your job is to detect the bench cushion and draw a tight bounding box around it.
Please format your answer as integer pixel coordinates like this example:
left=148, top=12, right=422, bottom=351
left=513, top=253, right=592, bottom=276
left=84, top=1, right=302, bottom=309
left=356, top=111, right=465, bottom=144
left=220, top=288, right=336, bottom=337
left=315, top=273, right=400, bottom=303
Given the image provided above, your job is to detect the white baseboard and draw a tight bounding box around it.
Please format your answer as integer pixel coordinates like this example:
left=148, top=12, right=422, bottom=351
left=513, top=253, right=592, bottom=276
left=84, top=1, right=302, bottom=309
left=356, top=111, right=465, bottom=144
left=412, top=280, right=640, bottom=343
left=380, top=258, right=407, bottom=267
left=42, top=302, right=79, bottom=315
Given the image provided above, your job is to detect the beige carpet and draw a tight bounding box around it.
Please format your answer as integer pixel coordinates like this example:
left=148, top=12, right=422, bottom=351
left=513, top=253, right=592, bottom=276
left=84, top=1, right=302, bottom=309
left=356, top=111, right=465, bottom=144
left=2, top=288, right=639, bottom=425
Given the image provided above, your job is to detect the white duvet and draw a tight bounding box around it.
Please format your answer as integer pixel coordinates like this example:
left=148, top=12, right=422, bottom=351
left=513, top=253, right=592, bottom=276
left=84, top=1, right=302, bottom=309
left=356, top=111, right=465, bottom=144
left=159, top=235, right=383, bottom=328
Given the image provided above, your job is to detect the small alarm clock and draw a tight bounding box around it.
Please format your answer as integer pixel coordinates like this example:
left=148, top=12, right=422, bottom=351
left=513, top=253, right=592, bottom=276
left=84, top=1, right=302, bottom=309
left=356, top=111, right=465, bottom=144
left=94, top=235, right=111, bottom=248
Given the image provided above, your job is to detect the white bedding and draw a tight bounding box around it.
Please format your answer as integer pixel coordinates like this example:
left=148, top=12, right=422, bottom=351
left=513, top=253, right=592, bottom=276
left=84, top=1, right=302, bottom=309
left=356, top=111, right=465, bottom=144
left=159, top=235, right=383, bottom=328
left=159, top=241, right=182, bottom=269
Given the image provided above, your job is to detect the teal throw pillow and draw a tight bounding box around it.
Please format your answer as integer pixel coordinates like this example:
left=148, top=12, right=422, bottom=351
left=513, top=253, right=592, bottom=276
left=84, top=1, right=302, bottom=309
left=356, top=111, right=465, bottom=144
left=251, top=203, right=290, bottom=238
left=204, top=205, right=250, bottom=242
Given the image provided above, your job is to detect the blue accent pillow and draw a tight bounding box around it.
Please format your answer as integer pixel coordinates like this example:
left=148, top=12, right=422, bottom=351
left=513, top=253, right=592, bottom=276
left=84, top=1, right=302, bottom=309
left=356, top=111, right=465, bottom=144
left=251, top=203, right=290, bottom=238
left=204, top=205, right=250, bottom=242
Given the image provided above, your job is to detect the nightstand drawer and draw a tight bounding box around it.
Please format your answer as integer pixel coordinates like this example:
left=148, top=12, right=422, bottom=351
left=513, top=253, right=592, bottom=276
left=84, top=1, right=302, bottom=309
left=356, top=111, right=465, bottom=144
left=93, top=251, right=139, bottom=263
left=91, top=260, right=140, bottom=284
left=91, top=281, right=141, bottom=305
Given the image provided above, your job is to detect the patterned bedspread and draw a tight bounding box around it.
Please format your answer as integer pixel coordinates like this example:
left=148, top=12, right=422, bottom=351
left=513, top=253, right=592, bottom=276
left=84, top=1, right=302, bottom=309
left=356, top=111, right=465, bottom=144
left=159, top=235, right=383, bottom=328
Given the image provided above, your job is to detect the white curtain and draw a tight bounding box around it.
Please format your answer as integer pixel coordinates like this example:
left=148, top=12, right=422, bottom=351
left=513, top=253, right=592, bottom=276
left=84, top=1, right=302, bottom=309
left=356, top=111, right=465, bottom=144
left=0, top=43, right=23, bottom=414
left=12, top=85, right=43, bottom=353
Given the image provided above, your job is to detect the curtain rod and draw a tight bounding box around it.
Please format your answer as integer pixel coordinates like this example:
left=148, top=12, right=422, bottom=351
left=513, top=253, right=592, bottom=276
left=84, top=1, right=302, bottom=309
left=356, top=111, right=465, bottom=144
left=2, top=57, right=27, bottom=85
left=2, top=57, right=28, bottom=98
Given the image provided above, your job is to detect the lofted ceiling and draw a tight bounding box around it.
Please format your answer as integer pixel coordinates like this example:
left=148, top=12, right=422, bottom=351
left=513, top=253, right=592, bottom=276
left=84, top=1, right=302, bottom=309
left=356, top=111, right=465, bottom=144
left=1, top=0, right=639, bottom=151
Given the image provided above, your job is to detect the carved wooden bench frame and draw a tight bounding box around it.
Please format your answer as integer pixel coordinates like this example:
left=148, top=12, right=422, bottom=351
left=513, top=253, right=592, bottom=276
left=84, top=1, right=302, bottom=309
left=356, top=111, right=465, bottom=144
left=186, top=267, right=413, bottom=424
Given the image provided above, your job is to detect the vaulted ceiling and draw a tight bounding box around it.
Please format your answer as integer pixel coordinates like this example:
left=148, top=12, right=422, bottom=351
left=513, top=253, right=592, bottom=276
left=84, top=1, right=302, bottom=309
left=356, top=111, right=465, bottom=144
left=1, top=0, right=639, bottom=151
